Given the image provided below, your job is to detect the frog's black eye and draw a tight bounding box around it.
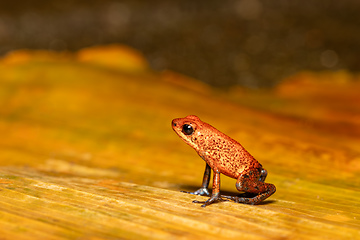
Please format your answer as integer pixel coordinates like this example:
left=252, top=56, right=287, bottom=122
left=182, top=124, right=194, bottom=135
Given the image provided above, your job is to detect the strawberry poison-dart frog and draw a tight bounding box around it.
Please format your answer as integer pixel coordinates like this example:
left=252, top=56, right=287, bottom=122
left=172, top=115, right=276, bottom=207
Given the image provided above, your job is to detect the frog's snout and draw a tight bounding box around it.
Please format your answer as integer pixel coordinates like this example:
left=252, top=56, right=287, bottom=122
left=172, top=119, right=177, bottom=127
left=172, top=119, right=180, bottom=131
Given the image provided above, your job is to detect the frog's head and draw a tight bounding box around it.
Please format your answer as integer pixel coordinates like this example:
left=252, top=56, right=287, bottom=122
left=172, top=115, right=203, bottom=151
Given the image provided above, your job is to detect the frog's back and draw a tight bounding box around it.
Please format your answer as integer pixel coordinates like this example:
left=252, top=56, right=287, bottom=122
left=194, top=122, right=261, bottom=179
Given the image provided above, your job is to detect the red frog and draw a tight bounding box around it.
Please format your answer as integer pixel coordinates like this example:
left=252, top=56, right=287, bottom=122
left=172, top=115, right=276, bottom=207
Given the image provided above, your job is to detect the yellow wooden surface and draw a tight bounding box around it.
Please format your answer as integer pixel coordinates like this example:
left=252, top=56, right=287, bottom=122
left=0, top=45, right=360, bottom=239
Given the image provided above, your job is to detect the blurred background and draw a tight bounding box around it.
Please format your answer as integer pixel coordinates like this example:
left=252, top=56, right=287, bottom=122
left=0, top=0, right=359, bottom=88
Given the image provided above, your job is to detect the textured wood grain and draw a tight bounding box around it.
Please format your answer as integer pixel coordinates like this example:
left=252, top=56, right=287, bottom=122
left=1, top=166, right=359, bottom=240
left=0, top=45, right=360, bottom=239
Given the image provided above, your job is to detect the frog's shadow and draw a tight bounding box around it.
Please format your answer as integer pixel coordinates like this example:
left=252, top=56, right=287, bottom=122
left=180, top=185, right=276, bottom=205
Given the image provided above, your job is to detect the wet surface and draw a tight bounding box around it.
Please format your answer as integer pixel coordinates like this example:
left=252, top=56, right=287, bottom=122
left=0, top=0, right=359, bottom=88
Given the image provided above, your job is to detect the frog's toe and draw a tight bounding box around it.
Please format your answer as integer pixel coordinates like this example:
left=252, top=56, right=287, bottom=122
left=193, top=199, right=213, bottom=208
left=181, top=187, right=210, bottom=196
left=221, top=195, right=233, bottom=200
left=220, top=195, right=251, bottom=204
left=233, top=197, right=255, bottom=204
left=224, top=196, right=260, bottom=205
left=193, top=194, right=228, bottom=207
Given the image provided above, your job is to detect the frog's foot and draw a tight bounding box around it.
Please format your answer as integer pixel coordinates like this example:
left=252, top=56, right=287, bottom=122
left=181, top=187, right=210, bottom=196
left=192, top=193, right=228, bottom=207
left=222, top=195, right=259, bottom=205
left=222, top=185, right=276, bottom=205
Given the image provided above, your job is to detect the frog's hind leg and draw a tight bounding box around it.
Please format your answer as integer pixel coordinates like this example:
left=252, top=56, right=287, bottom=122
left=223, top=169, right=276, bottom=205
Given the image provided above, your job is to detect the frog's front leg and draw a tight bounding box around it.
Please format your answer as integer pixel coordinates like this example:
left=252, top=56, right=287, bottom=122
left=182, top=163, right=211, bottom=196
left=193, top=169, right=226, bottom=207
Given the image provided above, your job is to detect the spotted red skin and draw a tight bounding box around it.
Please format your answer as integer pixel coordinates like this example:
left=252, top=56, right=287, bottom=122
left=172, top=115, right=261, bottom=178
left=172, top=115, right=276, bottom=206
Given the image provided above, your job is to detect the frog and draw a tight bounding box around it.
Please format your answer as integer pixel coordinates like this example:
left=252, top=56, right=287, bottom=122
left=172, top=115, right=276, bottom=207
